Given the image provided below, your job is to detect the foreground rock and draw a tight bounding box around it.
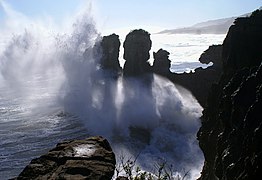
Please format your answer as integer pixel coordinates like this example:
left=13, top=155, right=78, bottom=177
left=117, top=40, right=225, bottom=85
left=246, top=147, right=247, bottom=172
left=198, top=9, right=262, bottom=180
left=14, top=136, right=116, bottom=180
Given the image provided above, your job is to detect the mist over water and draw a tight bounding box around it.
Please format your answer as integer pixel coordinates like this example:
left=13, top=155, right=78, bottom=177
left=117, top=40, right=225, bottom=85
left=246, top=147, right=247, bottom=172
left=0, top=2, right=204, bottom=179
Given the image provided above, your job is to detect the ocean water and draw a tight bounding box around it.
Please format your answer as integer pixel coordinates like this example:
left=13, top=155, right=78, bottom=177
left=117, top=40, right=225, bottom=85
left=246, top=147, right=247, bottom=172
left=0, top=3, right=226, bottom=180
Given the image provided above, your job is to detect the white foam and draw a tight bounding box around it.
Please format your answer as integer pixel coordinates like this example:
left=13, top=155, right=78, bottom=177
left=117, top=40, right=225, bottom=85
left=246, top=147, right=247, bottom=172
left=0, top=2, right=206, bottom=179
left=74, top=144, right=96, bottom=157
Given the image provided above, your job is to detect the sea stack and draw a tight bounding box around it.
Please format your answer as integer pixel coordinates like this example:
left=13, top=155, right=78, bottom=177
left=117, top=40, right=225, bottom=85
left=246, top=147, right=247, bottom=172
left=123, top=29, right=152, bottom=76
left=152, top=48, right=171, bottom=76
left=100, top=34, right=122, bottom=74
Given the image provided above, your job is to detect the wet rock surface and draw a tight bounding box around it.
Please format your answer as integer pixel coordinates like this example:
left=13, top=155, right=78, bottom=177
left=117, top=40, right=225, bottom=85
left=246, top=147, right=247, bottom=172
left=14, top=136, right=116, bottom=180
left=198, top=9, right=262, bottom=180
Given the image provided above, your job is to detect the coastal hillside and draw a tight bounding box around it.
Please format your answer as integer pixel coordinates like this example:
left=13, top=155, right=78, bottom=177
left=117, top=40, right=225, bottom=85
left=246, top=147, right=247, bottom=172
left=159, top=17, right=235, bottom=34
left=159, top=8, right=262, bottom=35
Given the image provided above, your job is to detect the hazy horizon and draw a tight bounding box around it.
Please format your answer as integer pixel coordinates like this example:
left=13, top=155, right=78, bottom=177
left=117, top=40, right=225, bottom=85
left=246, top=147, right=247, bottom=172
left=0, top=0, right=261, bottom=34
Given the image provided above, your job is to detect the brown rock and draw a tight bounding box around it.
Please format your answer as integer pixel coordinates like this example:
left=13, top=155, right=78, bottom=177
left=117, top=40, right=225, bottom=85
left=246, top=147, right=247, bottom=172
left=15, top=136, right=116, bottom=180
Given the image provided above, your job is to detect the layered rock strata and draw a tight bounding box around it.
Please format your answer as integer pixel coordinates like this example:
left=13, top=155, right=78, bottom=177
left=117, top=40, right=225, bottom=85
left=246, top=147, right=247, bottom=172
left=14, top=136, right=116, bottom=180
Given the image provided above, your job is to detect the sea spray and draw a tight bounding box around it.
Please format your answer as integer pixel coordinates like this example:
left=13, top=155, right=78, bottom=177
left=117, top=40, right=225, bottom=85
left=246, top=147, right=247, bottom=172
left=0, top=2, right=204, bottom=179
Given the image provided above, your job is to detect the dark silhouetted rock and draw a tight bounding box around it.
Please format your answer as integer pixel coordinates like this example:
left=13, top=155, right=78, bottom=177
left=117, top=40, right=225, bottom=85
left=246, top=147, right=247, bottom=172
left=14, top=136, right=116, bottom=180
left=101, top=34, right=121, bottom=74
left=152, top=45, right=223, bottom=107
left=198, top=9, right=262, bottom=180
left=222, top=10, right=262, bottom=79
left=152, top=48, right=171, bottom=76
left=123, top=29, right=152, bottom=76
left=199, top=45, right=223, bottom=69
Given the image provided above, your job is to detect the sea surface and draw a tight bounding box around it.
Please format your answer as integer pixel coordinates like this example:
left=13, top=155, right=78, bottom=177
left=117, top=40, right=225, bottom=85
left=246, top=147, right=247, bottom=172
left=0, top=32, right=225, bottom=180
left=0, top=6, right=226, bottom=179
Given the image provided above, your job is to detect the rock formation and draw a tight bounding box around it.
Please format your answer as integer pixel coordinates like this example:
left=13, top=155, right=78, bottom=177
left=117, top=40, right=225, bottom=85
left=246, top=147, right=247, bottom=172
left=152, top=45, right=223, bottom=107
left=11, top=8, right=262, bottom=180
left=123, top=29, right=152, bottom=76
left=14, top=136, right=116, bottom=180
left=152, top=48, right=171, bottom=76
left=222, top=10, right=262, bottom=77
left=100, top=34, right=122, bottom=75
left=99, top=30, right=223, bottom=107
left=199, top=45, right=223, bottom=70
left=198, top=9, right=262, bottom=180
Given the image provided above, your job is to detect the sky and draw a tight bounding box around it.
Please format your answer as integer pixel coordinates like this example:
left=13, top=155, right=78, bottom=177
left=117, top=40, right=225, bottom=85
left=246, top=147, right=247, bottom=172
left=0, top=0, right=261, bottom=33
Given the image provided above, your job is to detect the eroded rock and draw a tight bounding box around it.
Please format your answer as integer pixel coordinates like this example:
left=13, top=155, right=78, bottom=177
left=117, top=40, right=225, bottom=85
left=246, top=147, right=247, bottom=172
left=152, top=45, right=223, bottom=107
left=152, top=48, right=171, bottom=76
left=100, top=34, right=122, bottom=74
left=15, top=136, right=116, bottom=180
left=123, top=29, right=152, bottom=76
left=198, top=9, right=262, bottom=180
